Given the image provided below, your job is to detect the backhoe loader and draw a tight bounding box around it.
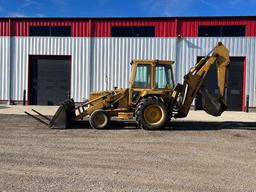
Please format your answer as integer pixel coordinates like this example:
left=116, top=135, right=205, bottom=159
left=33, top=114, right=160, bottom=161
left=26, top=42, right=230, bottom=130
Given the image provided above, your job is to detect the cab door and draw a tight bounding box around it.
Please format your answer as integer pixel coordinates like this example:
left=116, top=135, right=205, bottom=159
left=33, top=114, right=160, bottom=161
left=129, top=63, right=153, bottom=104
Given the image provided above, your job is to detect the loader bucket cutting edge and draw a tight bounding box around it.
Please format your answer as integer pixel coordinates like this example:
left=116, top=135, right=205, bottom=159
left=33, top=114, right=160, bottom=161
left=49, top=99, right=76, bottom=129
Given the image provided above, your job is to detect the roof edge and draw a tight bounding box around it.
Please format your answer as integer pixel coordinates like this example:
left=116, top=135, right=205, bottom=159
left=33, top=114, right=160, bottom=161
left=0, top=16, right=255, bottom=20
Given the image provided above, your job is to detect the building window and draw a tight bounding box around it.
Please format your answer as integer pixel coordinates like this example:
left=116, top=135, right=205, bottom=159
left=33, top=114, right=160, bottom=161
left=198, top=25, right=246, bottom=37
left=111, top=26, right=155, bottom=37
left=29, top=26, right=71, bottom=36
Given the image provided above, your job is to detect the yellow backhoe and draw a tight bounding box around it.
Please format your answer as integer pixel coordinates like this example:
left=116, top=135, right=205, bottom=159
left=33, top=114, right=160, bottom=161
left=26, top=42, right=230, bottom=130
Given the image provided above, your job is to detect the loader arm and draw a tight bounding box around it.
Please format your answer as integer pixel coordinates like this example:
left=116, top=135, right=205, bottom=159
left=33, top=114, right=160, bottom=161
left=174, top=42, right=230, bottom=117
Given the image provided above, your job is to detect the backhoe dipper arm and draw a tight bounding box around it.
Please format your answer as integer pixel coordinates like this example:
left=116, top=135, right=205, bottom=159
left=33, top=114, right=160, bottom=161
left=174, top=42, right=230, bottom=117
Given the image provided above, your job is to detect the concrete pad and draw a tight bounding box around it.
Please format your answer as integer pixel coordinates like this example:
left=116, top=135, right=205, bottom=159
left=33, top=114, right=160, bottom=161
left=0, top=104, right=58, bottom=115
left=184, top=110, right=256, bottom=122
left=0, top=104, right=255, bottom=122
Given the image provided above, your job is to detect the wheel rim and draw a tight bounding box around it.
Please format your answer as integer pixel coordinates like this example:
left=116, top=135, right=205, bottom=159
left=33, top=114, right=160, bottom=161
left=143, top=104, right=164, bottom=125
left=93, top=112, right=107, bottom=128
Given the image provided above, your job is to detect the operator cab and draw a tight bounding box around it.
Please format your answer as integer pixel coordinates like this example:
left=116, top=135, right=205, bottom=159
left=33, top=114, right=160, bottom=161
left=130, top=60, right=175, bottom=89
left=129, top=60, right=175, bottom=104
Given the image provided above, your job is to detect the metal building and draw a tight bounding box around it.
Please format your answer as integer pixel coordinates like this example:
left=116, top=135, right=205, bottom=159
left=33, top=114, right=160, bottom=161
left=0, top=16, right=255, bottom=111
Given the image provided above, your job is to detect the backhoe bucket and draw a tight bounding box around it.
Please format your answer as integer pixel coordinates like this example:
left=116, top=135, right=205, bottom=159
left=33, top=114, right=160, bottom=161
left=201, top=89, right=226, bottom=116
left=49, top=99, right=76, bottom=129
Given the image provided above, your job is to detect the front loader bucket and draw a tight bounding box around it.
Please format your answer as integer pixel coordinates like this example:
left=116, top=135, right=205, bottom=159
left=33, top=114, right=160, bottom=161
left=201, top=89, right=226, bottom=116
left=49, top=99, right=76, bottom=129
left=25, top=99, right=76, bottom=129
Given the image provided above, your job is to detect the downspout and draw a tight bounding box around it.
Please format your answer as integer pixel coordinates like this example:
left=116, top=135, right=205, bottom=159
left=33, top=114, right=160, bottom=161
left=174, top=18, right=180, bottom=83
left=7, top=18, right=12, bottom=104
left=86, top=19, right=92, bottom=100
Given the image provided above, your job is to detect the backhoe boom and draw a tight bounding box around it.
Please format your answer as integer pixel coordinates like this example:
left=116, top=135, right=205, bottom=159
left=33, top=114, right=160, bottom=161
left=174, top=42, right=230, bottom=118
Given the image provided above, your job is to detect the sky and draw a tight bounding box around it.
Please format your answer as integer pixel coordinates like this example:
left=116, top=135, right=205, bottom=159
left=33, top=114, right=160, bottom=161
left=0, top=0, right=255, bottom=17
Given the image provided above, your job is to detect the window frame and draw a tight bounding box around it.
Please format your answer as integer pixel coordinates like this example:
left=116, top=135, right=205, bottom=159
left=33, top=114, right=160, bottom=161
left=198, top=25, right=246, bottom=37
left=29, top=26, right=72, bottom=37
left=154, top=64, right=175, bottom=89
left=111, top=26, right=155, bottom=37
left=133, top=64, right=153, bottom=89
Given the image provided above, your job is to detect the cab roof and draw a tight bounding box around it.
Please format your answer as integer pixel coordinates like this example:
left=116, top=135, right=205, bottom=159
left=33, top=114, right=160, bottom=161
left=131, top=59, right=175, bottom=65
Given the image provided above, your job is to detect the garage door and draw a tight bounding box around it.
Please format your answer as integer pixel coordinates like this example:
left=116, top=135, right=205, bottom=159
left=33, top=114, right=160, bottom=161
left=195, top=57, right=244, bottom=111
left=29, top=56, right=71, bottom=105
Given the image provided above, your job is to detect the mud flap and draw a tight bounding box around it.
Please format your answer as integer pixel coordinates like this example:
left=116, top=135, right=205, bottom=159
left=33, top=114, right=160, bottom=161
left=49, top=99, right=76, bottom=129
left=201, top=89, right=225, bottom=116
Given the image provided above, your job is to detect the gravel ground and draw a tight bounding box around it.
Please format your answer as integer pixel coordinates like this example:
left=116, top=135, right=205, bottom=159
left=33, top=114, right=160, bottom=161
left=0, top=114, right=256, bottom=192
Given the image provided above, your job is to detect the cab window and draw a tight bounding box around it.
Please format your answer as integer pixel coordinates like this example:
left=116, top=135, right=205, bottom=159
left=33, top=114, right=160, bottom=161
left=134, top=64, right=152, bottom=88
left=155, top=65, right=174, bottom=89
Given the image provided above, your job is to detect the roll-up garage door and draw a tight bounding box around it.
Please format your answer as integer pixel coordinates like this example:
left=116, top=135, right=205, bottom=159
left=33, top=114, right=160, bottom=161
left=29, top=56, right=71, bottom=105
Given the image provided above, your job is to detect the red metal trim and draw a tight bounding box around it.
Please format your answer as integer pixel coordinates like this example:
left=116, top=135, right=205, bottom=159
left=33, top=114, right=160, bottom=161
left=93, top=19, right=176, bottom=37
left=180, top=18, right=255, bottom=37
left=27, top=56, right=32, bottom=105
left=174, top=18, right=178, bottom=37
left=11, top=20, right=89, bottom=37
left=0, top=19, right=10, bottom=36
left=88, top=19, right=92, bottom=37
left=242, top=57, right=246, bottom=111
left=8, top=19, right=11, bottom=36
left=1, top=17, right=256, bottom=37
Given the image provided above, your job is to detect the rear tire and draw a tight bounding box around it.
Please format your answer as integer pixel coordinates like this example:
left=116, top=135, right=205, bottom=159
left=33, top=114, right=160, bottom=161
left=135, top=96, right=168, bottom=130
left=89, top=110, right=110, bottom=129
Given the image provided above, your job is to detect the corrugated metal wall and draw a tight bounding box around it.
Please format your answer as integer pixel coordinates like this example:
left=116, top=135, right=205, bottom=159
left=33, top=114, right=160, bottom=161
left=0, top=37, right=10, bottom=100
left=11, top=37, right=91, bottom=102
left=1, top=17, right=256, bottom=108
left=2, top=37, right=256, bottom=108
left=91, top=38, right=176, bottom=91
left=176, top=37, right=256, bottom=107
left=71, top=38, right=91, bottom=101
left=9, top=37, right=176, bottom=102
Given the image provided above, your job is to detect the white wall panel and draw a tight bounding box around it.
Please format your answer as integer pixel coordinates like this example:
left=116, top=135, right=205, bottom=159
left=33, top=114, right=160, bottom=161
left=71, top=38, right=90, bottom=102
left=7, top=37, right=256, bottom=107
left=91, top=38, right=176, bottom=91
left=0, top=37, right=10, bottom=100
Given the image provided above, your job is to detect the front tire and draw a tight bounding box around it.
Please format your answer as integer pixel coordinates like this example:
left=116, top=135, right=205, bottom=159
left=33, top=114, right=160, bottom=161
left=89, top=110, right=110, bottom=129
left=135, top=96, right=168, bottom=130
